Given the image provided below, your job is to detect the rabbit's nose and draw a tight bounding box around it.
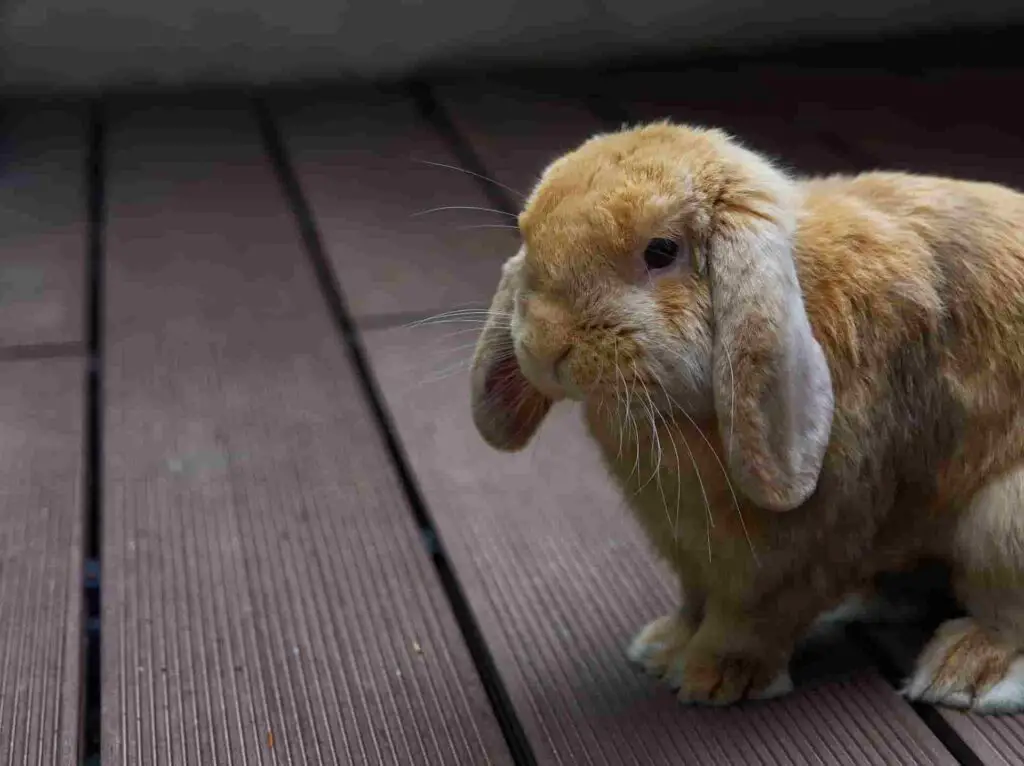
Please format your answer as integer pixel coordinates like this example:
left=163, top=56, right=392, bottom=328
left=519, top=340, right=570, bottom=373
left=516, top=339, right=573, bottom=395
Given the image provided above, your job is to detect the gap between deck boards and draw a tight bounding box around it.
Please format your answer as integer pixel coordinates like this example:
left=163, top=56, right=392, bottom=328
left=80, top=99, right=105, bottom=765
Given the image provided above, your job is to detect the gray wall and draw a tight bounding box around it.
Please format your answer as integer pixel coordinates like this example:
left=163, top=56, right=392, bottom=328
left=2, top=0, right=1022, bottom=91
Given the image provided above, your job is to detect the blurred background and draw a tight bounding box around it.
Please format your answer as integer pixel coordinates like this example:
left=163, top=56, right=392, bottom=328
left=0, top=0, right=1022, bottom=91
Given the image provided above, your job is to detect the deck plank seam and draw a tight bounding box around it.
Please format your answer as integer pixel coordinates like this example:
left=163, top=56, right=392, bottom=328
left=406, top=81, right=519, bottom=216
left=80, top=98, right=106, bottom=765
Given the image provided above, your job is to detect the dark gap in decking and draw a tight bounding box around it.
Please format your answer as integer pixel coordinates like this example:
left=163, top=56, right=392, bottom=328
left=0, top=340, right=86, bottom=361
left=81, top=99, right=106, bottom=764
left=851, top=624, right=986, bottom=766
left=407, top=81, right=519, bottom=215
left=253, top=97, right=539, bottom=766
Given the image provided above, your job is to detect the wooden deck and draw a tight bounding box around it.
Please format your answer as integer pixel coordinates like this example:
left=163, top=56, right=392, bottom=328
left=2, top=68, right=1024, bottom=764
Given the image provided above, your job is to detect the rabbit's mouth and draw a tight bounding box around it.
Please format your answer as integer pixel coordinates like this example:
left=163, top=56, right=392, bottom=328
left=512, top=340, right=575, bottom=402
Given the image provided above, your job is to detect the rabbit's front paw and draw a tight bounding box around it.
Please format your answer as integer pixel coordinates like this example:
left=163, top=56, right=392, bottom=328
left=627, top=612, right=695, bottom=680
left=673, top=649, right=793, bottom=705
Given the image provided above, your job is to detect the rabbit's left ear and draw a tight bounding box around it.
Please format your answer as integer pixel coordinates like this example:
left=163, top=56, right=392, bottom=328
left=470, top=252, right=553, bottom=451
left=709, top=182, right=834, bottom=512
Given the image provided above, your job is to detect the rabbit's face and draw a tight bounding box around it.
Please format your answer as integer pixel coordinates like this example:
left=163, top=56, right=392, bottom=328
left=507, top=131, right=716, bottom=418
left=473, top=122, right=834, bottom=512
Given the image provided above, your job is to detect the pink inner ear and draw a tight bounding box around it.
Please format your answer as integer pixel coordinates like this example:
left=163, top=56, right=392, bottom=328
left=477, top=352, right=551, bottom=450
left=485, top=356, right=529, bottom=414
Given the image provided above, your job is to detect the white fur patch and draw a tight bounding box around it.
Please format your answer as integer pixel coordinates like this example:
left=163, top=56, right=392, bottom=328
left=664, top=654, right=689, bottom=690
left=626, top=615, right=673, bottom=667
left=626, top=632, right=658, bottom=666
left=902, top=618, right=967, bottom=703
left=902, top=621, right=1024, bottom=714
left=805, top=593, right=922, bottom=642
left=809, top=595, right=872, bottom=633
left=751, top=670, right=795, bottom=700
left=974, top=657, right=1024, bottom=714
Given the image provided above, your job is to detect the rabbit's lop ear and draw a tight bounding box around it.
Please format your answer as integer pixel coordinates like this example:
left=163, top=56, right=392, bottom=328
left=710, top=176, right=834, bottom=512
left=470, top=252, right=552, bottom=451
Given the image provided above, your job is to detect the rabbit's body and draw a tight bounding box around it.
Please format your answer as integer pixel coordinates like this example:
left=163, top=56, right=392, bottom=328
left=470, top=123, right=1024, bottom=713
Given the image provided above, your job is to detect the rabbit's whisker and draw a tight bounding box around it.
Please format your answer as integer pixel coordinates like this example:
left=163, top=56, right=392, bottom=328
left=456, top=224, right=521, bottom=232
left=660, top=386, right=759, bottom=567
left=407, top=308, right=511, bottom=329
left=413, top=205, right=518, bottom=218
left=414, top=159, right=526, bottom=201
left=633, top=367, right=671, bottom=533
left=649, top=377, right=712, bottom=555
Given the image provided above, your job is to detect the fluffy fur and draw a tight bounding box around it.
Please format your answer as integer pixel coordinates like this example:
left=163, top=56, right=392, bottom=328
left=469, top=121, right=1024, bottom=712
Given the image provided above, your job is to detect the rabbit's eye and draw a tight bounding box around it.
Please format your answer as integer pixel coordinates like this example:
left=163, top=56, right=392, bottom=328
left=643, top=238, right=678, bottom=270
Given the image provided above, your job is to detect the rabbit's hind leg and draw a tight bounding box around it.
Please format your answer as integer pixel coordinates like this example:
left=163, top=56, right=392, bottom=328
left=903, top=468, right=1024, bottom=714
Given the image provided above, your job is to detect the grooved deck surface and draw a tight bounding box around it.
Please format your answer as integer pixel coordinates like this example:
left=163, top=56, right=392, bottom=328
left=0, top=358, right=83, bottom=765
left=0, top=106, right=86, bottom=350
left=100, top=103, right=512, bottom=765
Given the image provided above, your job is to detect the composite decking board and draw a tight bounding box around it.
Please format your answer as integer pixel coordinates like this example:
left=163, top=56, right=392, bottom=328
left=0, top=357, right=83, bottom=765
left=274, top=91, right=519, bottom=321
left=0, top=105, right=87, bottom=348
left=100, top=103, right=513, bottom=765
left=362, top=321, right=957, bottom=765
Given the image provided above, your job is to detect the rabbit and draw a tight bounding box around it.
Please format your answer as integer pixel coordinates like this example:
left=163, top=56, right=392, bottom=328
left=468, top=120, right=1024, bottom=714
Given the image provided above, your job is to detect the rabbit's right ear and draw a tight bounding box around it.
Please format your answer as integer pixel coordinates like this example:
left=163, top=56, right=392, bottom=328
left=470, top=252, right=552, bottom=451
left=709, top=164, right=834, bottom=512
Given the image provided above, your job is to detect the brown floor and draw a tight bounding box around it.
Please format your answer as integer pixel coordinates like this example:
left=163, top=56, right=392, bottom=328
left=2, top=67, right=1024, bottom=764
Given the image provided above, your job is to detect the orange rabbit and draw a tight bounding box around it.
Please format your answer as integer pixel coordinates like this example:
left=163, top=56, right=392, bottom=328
left=469, top=121, right=1024, bottom=713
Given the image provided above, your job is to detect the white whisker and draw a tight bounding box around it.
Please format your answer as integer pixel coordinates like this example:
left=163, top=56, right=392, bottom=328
left=414, top=159, right=526, bottom=200
left=662, top=388, right=759, bottom=567
left=456, top=224, right=521, bottom=232
left=412, top=205, right=518, bottom=218
left=406, top=309, right=512, bottom=330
